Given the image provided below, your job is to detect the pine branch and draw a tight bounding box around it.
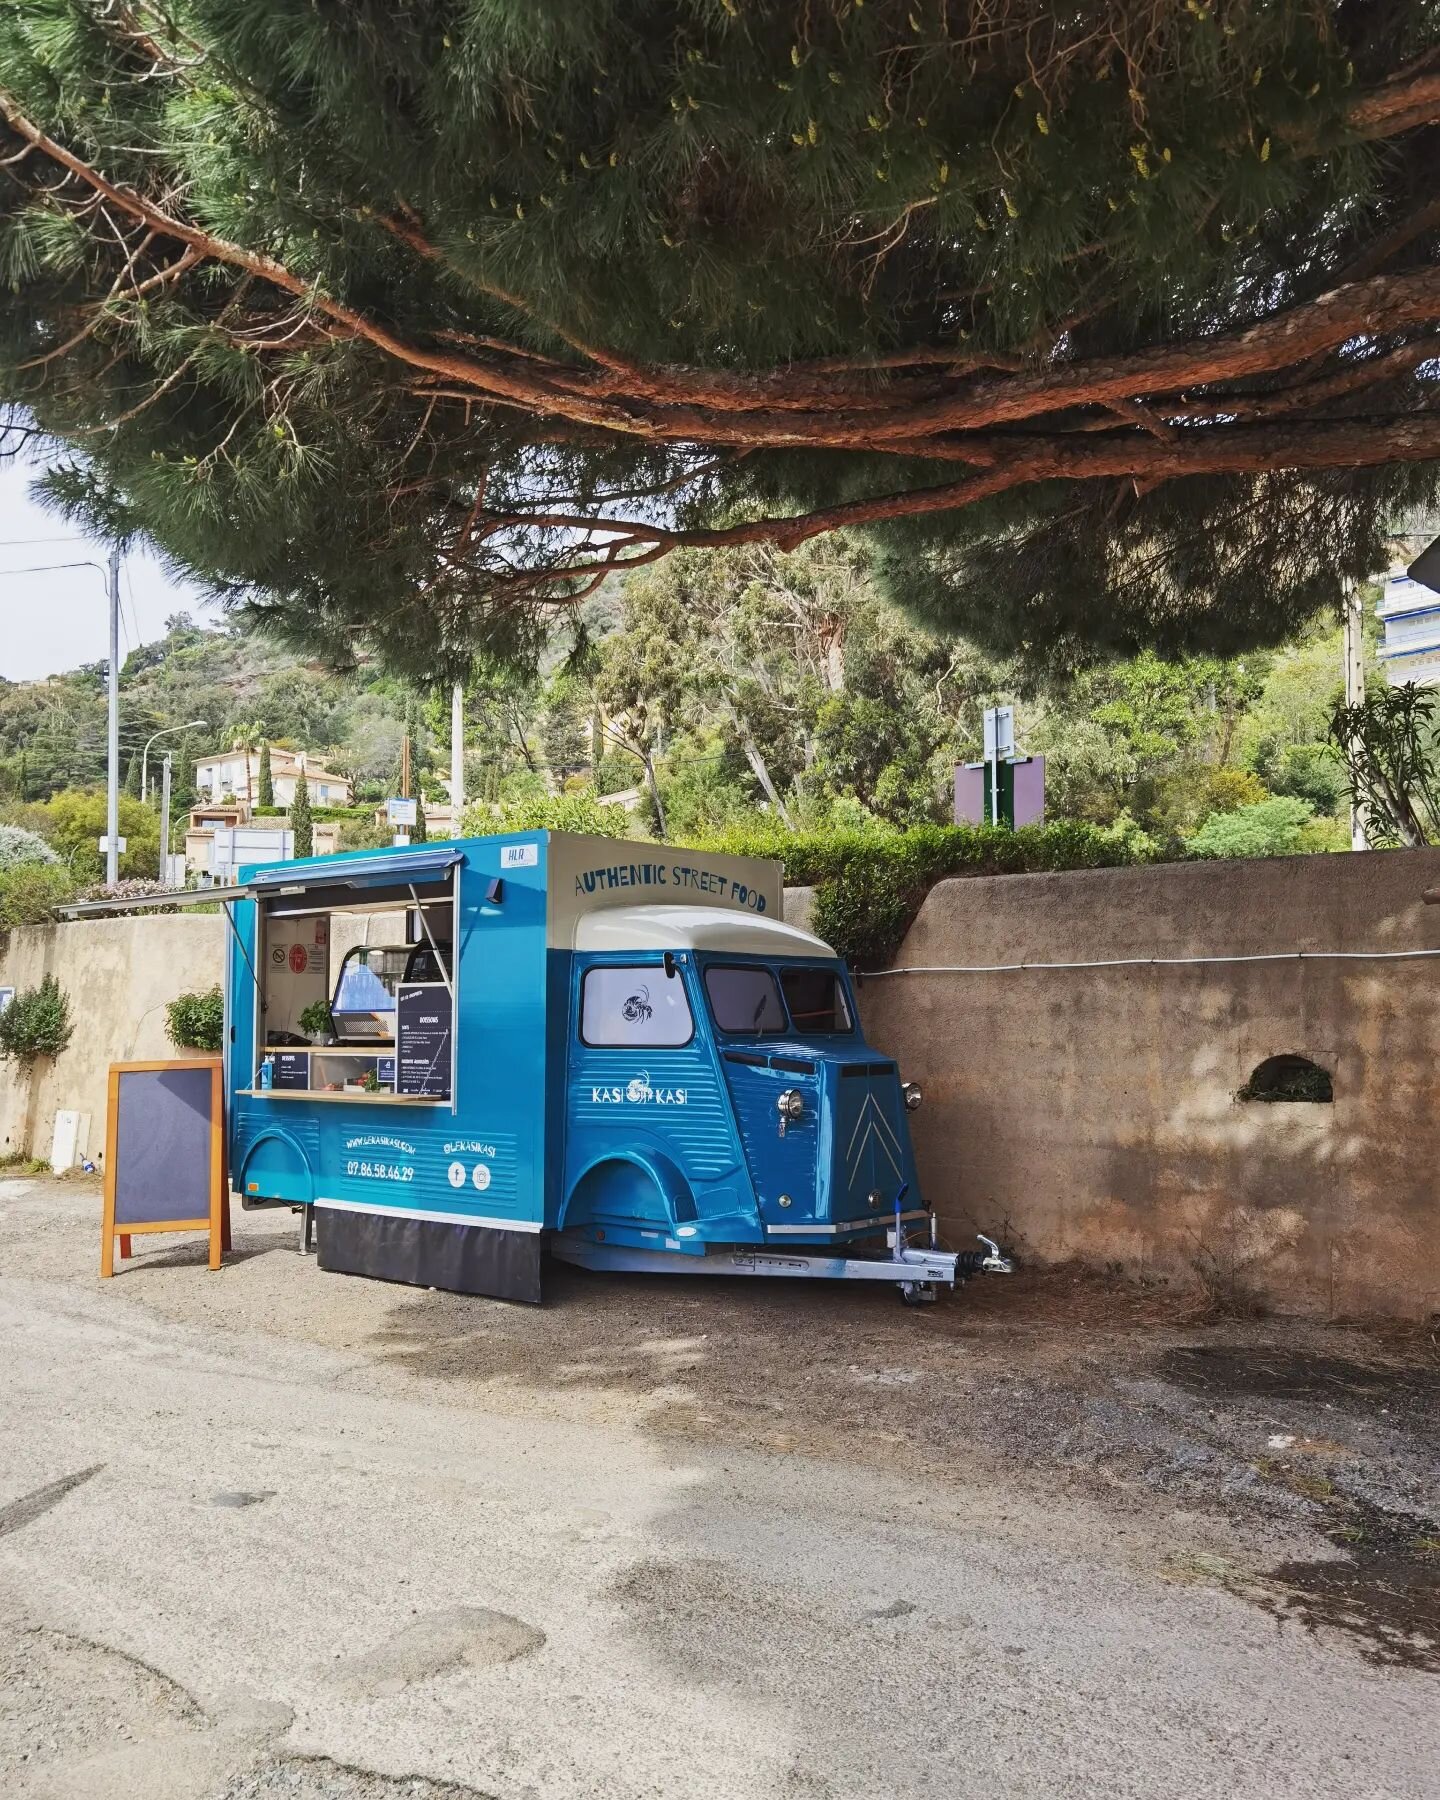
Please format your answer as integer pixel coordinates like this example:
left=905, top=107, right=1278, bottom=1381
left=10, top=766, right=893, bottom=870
left=470, top=412, right=1440, bottom=598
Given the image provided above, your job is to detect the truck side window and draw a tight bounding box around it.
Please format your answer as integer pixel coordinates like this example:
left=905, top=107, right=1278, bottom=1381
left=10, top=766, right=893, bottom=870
left=704, top=965, right=787, bottom=1035
left=581, top=966, right=694, bottom=1048
left=778, top=967, right=853, bottom=1034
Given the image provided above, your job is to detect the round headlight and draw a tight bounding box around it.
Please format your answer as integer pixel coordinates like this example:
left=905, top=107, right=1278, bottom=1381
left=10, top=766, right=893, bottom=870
left=776, top=1088, right=804, bottom=1120
left=902, top=1082, right=923, bottom=1111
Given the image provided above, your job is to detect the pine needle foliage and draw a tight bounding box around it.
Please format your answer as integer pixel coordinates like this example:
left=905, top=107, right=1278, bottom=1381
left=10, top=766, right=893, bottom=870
left=2, top=3, right=1440, bottom=674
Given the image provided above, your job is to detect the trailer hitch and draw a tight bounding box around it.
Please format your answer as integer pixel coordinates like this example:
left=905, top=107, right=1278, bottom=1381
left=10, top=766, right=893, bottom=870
left=960, top=1234, right=1015, bottom=1276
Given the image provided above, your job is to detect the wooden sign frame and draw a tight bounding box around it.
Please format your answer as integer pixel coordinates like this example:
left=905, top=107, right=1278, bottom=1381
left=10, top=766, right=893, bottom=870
left=101, top=1059, right=230, bottom=1277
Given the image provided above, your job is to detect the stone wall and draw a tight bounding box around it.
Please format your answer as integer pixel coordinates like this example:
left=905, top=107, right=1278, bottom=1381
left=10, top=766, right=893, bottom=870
left=0, top=915, right=226, bottom=1165
left=857, top=850, right=1440, bottom=1321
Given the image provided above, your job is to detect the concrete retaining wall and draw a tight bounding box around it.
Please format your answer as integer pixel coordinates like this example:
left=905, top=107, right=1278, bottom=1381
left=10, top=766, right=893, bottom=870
left=5, top=854, right=1438, bottom=1320
left=858, top=850, right=1440, bottom=1321
left=0, top=915, right=226, bottom=1165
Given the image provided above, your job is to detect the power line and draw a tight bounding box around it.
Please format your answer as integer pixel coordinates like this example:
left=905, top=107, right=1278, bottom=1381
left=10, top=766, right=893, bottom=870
left=0, top=559, right=111, bottom=578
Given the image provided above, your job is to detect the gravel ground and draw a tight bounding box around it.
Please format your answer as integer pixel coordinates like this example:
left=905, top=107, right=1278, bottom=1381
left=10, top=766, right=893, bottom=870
left=0, top=1174, right=1436, bottom=1799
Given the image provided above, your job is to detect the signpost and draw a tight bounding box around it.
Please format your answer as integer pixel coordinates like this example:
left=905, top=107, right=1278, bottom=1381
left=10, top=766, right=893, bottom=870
left=955, top=706, right=1045, bottom=829
left=387, top=795, right=417, bottom=849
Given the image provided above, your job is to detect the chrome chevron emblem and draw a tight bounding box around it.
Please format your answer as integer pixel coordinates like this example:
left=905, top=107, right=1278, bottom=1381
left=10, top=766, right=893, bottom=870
left=845, top=1092, right=903, bottom=1183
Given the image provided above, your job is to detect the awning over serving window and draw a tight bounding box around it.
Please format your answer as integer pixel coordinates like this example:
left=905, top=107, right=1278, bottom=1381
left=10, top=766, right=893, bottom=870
left=244, top=847, right=462, bottom=893
left=56, top=847, right=462, bottom=918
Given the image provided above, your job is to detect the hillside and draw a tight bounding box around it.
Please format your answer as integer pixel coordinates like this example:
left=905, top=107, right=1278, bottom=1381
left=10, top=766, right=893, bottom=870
left=0, top=614, right=422, bottom=813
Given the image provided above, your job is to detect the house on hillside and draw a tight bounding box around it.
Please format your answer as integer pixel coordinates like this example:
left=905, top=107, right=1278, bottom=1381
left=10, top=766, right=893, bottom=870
left=1376, top=570, right=1440, bottom=688
left=183, top=810, right=343, bottom=879
left=194, top=748, right=353, bottom=808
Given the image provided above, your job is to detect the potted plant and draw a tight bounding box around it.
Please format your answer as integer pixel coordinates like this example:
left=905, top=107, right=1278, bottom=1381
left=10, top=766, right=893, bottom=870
left=298, top=1000, right=335, bottom=1046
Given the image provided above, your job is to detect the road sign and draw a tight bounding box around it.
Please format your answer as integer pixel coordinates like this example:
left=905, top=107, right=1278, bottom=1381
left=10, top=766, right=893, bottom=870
left=982, top=706, right=1015, bottom=759
left=387, top=797, right=417, bottom=827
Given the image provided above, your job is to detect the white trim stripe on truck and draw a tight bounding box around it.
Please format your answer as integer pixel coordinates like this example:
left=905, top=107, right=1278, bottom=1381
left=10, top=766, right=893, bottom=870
left=313, top=1197, right=543, bottom=1232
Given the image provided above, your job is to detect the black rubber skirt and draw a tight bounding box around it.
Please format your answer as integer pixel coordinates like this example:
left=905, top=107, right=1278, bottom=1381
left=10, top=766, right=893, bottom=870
left=316, top=1207, right=544, bottom=1304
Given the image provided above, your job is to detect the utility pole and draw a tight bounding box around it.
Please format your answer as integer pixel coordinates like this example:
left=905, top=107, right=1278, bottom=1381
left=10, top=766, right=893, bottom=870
left=1343, top=584, right=1368, bottom=850
left=450, top=681, right=465, bottom=821
left=400, top=732, right=411, bottom=799
left=160, top=753, right=173, bottom=885
left=105, top=545, right=122, bottom=888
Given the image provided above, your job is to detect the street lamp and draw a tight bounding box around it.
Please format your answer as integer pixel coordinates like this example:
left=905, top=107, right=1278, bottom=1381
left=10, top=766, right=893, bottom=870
left=0, top=552, right=121, bottom=884
left=142, top=720, right=208, bottom=802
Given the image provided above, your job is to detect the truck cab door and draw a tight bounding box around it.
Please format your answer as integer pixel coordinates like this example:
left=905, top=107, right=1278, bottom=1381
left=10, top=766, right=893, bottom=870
left=563, top=958, right=743, bottom=1238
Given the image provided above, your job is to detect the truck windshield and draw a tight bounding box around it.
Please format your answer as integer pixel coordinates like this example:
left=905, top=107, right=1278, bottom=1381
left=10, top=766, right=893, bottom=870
left=704, top=965, right=787, bottom=1035
left=779, top=966, right=853, bottom=1034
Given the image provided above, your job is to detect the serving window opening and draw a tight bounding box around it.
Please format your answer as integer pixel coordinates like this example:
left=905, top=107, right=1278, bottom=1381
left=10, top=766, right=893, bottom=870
left=249, top=868, right=457, bottom=1105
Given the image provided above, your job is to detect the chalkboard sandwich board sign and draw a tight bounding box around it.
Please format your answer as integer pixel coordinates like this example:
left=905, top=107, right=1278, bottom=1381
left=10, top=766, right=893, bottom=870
left=102, top=1059, right=229, bottom=1277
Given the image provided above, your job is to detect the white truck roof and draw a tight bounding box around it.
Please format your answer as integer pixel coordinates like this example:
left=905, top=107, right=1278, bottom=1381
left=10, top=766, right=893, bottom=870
left=571, top=904, right=835, bottom=958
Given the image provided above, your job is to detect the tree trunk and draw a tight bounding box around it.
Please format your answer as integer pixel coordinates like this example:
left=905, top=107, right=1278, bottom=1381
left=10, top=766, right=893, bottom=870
left=642, top=752, right=667, bottom=838
left=818, top=613, right=847, bottom=692
left=738, top=728, right=795, bottom=830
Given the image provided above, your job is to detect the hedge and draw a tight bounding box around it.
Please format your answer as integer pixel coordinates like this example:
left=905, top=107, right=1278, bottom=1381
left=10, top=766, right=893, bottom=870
left=0, top=862, right=75, bottom=934
left=252, top=804, right=375, bottom=824
left=684, top=821, right=1148, bottom=965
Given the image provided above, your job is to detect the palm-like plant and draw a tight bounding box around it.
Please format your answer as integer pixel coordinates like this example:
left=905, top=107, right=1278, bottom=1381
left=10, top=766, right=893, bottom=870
left=229, top=721, right=266, bottom=809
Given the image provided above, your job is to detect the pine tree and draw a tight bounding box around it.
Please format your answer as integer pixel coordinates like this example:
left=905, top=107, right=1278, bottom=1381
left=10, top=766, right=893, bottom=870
left=289, top=769, right=314, bottom=858
left=3, top=8, right=1440, bottom=668
left=257, top=741, right=274, bottom=808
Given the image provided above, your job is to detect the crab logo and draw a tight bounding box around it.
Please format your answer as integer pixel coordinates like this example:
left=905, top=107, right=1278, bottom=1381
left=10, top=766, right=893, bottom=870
left=621, top=986, right=653, bottom=1024
left=626, top=1071, right=654, bottom=1103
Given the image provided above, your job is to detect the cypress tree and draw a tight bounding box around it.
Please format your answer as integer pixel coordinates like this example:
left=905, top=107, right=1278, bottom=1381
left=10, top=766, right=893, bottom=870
left=257, top=741, right=274, bottom=808
left=123, top=752, right=141, bottom=799
left=289, top=767, right=314, bottom=858
left=3, top=9, right=1440, bottom=666
left=413, top=795, right=428, bottom=844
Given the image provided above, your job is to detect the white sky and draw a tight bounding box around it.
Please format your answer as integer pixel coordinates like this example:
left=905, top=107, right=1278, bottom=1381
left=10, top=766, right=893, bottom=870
left=0, top=452, right=217, bottom=681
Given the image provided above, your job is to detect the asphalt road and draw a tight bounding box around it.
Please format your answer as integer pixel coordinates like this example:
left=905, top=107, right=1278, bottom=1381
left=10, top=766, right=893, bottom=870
left=0, top=1178, right=1435, bottom=1800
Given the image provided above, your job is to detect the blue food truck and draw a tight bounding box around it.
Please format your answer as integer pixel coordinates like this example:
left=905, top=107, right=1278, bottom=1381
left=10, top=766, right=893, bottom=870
left=77, top=832, right=1010, bottom=1304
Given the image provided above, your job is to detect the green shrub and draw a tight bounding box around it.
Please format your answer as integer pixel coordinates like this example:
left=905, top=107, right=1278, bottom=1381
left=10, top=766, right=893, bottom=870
left=1187, top=797, right=1315, bottom=860
left=0, top=974, right=74, bottom=1064
left=165, top=985, right=224, bottom=1053
left=461, top=791, right=632, bottom=838
left=684, top=820, right=1148, bottom=964
left=0, top=823, right=59, bottom=870
left=254, top=803, right=374, bottom=823
left=0, top=862, right=74, bottom=932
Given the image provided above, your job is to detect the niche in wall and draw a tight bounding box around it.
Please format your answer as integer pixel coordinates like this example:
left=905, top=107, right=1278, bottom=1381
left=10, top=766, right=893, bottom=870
left=1237, top=1054, right=1334, bottom=1104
